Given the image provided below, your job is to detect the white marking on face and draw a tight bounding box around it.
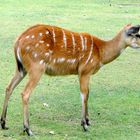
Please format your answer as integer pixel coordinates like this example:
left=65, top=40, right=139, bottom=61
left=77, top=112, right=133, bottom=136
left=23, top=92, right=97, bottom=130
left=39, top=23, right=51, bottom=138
left=26, top=46, right=30, bottom=51
left=31, top=35, right=35, bottom=39
left=79, top=34, right=85, bottom=51
left=46, top=43, right=50, bottom=47
left=71, top=32, right=76, bottom=52
left=35, top=43, right=39, bottom=48
left=40, top=60, right=44, bottom=65
left=25, top=35, right=30, bottom=39
left=39, top=33, right=43, bottom=37
left=46, top=31, right=49, bottom=34
left=39, top=40, right=44, bottom=44
left=52, top=27, right=56, bottom=43
left=62, top=29, right=67, bottom=49
left=85, top=36, right=94, bottom=64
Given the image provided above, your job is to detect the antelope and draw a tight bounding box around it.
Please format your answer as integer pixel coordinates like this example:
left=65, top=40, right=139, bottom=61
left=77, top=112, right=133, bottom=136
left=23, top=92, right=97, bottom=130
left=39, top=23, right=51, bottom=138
left=1, top=24, right=140, bottom=136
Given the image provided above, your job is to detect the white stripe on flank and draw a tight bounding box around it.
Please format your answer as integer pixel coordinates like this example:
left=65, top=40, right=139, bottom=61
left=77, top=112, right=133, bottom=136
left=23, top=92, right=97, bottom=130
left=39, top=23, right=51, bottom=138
left=67, top=59, right=76, bottom=64
left=84, top=37, right=87, bottom=50
left=71, top=32, right=76, bottom=52
left=57, top=58, right=65, bottom=63
left=52, top=27, right=56, bottom=43
left=85, top=36, right=94, bottom=64
left=91, top=35, right=94, bottom=48
left=90, top=59, right=93, bottom=63
left=53, top=59, right=56, bottom=63
left=62, top=29, right=67, bottom=49
left=79, top=34, right=85, bottom=51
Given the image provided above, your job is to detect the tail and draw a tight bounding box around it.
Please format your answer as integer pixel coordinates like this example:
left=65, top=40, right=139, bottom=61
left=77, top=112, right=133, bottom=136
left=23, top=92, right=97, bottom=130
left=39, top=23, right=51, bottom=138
left=14, top=42, right=26, bottom=75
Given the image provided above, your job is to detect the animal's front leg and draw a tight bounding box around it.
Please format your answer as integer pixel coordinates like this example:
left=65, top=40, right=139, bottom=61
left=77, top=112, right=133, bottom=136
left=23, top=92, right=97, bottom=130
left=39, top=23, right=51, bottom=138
left=79, top=74, right=90, bottom=131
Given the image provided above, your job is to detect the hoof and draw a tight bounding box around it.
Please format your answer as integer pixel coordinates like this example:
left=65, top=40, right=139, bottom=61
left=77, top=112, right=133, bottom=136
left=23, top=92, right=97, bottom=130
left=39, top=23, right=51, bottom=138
left=81, top=120, right=88, bottom=131
left=1, top=119, right=8, bottom=130
left=23, top=127, right=33, bottom=136
left=86, top=118, right=90, bottom=126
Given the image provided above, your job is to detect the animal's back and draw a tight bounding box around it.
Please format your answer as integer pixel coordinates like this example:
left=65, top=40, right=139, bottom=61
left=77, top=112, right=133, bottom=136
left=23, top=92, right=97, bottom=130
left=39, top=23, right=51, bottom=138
left=15, top=24, right=95, bottom=75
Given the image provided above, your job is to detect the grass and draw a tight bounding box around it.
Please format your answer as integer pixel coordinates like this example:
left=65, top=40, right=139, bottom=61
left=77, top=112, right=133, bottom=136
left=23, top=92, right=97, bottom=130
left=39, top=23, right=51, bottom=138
left=0, top=0, right=140, bottom=139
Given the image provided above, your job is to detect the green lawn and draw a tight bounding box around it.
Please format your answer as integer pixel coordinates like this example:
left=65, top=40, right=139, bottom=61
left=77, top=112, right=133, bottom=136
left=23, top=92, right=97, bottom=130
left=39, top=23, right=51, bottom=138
left=0, top=0, right=140, bottom=139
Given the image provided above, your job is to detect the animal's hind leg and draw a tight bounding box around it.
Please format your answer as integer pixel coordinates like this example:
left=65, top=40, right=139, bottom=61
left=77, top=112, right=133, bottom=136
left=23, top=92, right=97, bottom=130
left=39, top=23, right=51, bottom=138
left=21, top=67, right=44, bottom=136
left=1, top=69, right=26, bottom=129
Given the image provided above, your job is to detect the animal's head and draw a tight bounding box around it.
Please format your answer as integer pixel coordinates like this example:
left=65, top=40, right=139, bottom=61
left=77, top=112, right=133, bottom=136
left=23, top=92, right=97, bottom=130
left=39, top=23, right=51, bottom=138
left=123, top=24, right=140, bottom=49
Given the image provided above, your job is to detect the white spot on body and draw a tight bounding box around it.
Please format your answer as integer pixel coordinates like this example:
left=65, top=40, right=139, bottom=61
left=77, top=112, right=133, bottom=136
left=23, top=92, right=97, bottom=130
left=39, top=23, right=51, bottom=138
left=39, top=40, right=44, bottom=44
left=39, top=33, right=43, bottom=37
left=52, top=27, right=56, bottom=43
left=32, top=52, right=37, bottom=58
left=26, top=46, right=30, bottom=51
left=31, top=35, right=35, bottom=39
left=79, top=34, right=85, bottom=51
left=35, top=43, right=39, bottom=48
left=46, top=43, right=50, bottom=47
left=40, top=60, right=45, bottom=65
left=46, top=31, right=49, bottom=34
left=25, top=35, right=30, bottom=39
left=45, top=52, right=49, bottom=57
left=62, top=29, right=67, bottom=49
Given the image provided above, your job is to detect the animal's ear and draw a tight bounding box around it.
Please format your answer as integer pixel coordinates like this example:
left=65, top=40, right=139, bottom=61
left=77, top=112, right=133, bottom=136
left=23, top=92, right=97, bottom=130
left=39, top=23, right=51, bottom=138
left=126, top=25, right=140, bottom=36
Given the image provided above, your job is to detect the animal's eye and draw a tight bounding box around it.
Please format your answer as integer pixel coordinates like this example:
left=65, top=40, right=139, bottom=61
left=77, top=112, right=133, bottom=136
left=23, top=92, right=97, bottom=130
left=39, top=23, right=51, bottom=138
left=136, top=34, right=140, bottom=38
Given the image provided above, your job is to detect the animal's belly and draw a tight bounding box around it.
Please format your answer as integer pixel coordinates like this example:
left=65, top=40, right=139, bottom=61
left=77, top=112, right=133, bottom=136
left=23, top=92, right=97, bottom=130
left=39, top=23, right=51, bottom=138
left=45, top=62, right=78, bottom=76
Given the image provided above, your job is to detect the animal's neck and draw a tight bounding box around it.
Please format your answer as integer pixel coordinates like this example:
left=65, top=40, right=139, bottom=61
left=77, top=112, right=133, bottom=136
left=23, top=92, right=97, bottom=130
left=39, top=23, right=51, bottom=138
left=94, top=31, right=126, bottom=64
